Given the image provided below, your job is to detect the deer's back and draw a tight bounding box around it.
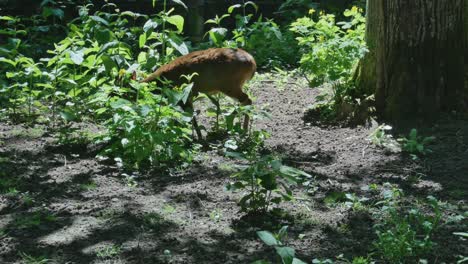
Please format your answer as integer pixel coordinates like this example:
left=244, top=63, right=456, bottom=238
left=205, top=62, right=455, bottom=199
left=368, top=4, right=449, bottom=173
left=145, top=48, right=256, bottom=94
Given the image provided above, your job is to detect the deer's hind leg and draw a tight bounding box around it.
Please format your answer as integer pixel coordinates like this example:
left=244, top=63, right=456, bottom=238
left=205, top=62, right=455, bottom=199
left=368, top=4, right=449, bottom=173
left=184, top=98, right=203, bottom=140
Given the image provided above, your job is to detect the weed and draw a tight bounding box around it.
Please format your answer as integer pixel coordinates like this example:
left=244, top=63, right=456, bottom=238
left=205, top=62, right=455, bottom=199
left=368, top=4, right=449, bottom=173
left=163, top=204, right=176, bottom=214
left=368, top=124, right=401, bottom=153
left=18, top=252, right=50, bottom=264
left=142, top=212, right=166, bottom=230
left=209, top=208, right=223, bottom=222
left=226, top=154, right=311, bottom=214
left=79, top=181, right=97, bottom=191
left=372, top=189, right=442, bottom=262
left=96, top=244, right=121, bottom=259
left=255, top=226, right=307, bottom=264
left=398, top=129, right=435, bottom=158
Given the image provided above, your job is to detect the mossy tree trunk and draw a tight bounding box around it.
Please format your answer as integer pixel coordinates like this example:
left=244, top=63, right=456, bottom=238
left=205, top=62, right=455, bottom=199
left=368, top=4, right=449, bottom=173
left=355, top=0, right=467, bottom=122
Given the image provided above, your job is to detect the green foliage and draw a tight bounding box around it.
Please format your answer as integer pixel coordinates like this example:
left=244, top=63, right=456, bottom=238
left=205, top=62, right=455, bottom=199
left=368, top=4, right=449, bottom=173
left=100, top=84, right=194, bottom=170
left=255, top=226, right=307, bottom=264
left=14, top=210, right=56, bottom=229
left=1, top=1, right=197, bottom=170
left=243, top=19, right=300, bottom=69
left=203, top=2, right=298, bottom=69
left=372, top=188, right=442, bottom=263
left=291, top=7, right=369, bottom=123
left=96, top=244, right=121, bottom=259
left=18, top=252, right=50, bottom=264
left=398, top=129, right=435, bottom=157
left=226, top=152, right=311, bottom=214
left=290, top=7, right=367, bottom=87
left=368, top=124, right=401, bottom=153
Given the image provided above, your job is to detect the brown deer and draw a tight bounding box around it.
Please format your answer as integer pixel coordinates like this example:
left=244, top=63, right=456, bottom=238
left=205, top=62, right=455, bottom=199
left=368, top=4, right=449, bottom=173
left=141, top=48, right=256, bottom=139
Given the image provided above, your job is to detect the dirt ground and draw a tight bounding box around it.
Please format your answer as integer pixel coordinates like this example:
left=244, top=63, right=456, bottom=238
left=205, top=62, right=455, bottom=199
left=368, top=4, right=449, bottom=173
left=0, top=74, right=467, bottom=263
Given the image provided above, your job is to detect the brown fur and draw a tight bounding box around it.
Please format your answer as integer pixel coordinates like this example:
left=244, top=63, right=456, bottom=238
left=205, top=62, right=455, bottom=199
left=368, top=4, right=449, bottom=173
left=141, top=48, right=257, bottom=138
left=142, top=48, right=256, bottom=105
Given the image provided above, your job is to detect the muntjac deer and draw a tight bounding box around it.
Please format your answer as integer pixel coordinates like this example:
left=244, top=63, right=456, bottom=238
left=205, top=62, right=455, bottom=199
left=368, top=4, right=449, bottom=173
left=141, top=48, right=256, bottom=139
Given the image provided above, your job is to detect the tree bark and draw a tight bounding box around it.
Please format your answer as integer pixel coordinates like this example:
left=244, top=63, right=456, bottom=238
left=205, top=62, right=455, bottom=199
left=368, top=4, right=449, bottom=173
left=356, top=0, right=467, bottom=122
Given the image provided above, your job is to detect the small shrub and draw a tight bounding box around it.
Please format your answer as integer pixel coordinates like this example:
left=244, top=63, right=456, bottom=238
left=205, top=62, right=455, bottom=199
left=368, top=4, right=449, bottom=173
left=372, top=187, right=442, bottom=262
left=96, top=244, right=121, bottom=259
left=291, top=7, right=369, bottom=123
left=368, top=124, right=401, bottom=153
left=226, top=154, right=311, bottom=214
left=290, top=7, right=367, bottom=87
left=398, top=129, right=435, bottom=158
left=255, top=226, right=307, bottom=264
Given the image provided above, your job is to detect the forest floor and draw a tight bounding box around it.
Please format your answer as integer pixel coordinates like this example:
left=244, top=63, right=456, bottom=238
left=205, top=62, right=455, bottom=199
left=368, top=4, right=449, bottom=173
left=0, top=73, right=467, bottom=264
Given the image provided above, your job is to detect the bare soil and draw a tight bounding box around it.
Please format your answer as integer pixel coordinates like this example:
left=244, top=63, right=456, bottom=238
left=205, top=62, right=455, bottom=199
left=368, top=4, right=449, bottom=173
left=0, top=74, right=467, bottom=263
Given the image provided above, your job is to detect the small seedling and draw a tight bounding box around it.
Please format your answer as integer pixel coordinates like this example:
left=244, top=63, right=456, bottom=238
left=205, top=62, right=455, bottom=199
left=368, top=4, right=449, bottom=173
left=79, top=181, right=97, bottom=191
left=142, top=212, right=165, bottom=230
left=398, top=129, right=435, bottom=158
left=255, top=226, right=307, bottom=264
left=96, top=244, right=121, bottom=259
left=163, top=204, right=176, bottom=214
left=368, top=124, right=400, bottom=153
left=226, top=154, right=311, bottom=214
left=209, top=209, right=223, bottom=222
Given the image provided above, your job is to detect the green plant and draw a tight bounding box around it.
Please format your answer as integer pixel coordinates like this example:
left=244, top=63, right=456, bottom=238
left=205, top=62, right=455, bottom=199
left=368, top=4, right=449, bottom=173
left=18, top=252, right=50, bottom=264
left=398, top=129, right=435, bottom=157
left=368, top=124, right=401, bottom=153
left=14, top=210, right=56, bottom=229
left=291, top=7, right=369, bottom=123
left=80, top=181, right=97, bottom=191
left=372, top=189, right=442, bottom=263
left=142, top=212, right=164, bottom=229
left=96, top=244, right=121, bottom=259
left=243, top=19, right=300, bottom=69
left=290, top=7, right=367, bottom=87
left=255, top=226, right=307, bottom=264
left=226, top=154, right=311, bottom=214
left=209, top=208, right=223, bottom=222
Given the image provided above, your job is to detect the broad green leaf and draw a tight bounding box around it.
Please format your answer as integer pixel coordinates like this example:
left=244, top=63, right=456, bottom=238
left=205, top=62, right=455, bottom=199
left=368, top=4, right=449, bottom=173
left=180, top=83, right=193, bottom=104
left=275, top=246, right=295, bottom=264
left=95, top=29, right=113, bottom=44
left=292, top=258, right=307, bottom=264
left=69, top=50, right=84, bottom=65
left=97, top=40, right=119, bottom=56
left=110, top=98, right=132, bottom=109
left=208, top=27, right=227, bottom=46
left=143, top=19, right=158, bottom=32
left=60, top=110, right=77, bottom=122
left=100, top=54, right=117, bottom=73
left=256, top=231, right=278, bottom=246
left=137, top=51, right=147, bottom=64
left=167, top=38, right=188, bottom=55
left=42, top=7, right=64, bottom=19
left=166, top=15, right=184, bottom=33
left=139, top=33, right=147, bottom=48
left=90, top=15, right=109, bottom=26
left=280, top=165, right=311, bottom=179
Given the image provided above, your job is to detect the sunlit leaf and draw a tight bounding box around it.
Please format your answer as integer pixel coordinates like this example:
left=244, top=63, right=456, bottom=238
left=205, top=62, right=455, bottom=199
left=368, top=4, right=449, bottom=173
left=166, top=15, right=184, bottom=33
left=257, top=231, right=278, bottom=246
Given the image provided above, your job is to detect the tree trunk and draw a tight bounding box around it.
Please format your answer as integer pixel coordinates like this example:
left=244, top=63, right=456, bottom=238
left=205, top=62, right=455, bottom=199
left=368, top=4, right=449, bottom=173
left=356, top=0, right=467, bottom=122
